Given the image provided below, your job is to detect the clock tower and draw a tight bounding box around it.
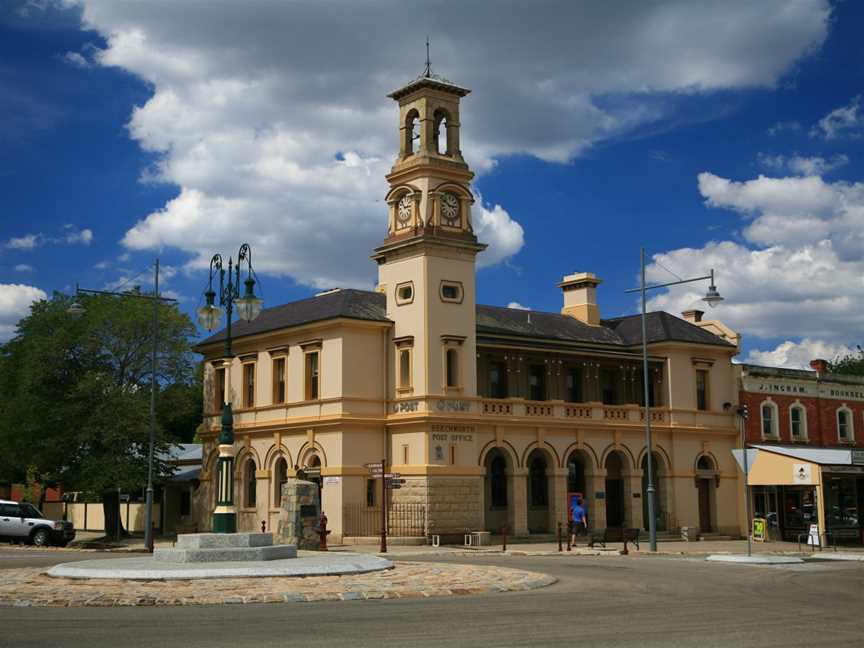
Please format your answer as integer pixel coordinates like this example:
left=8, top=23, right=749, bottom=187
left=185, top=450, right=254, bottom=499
left=373, top=63, right=486, bottom=399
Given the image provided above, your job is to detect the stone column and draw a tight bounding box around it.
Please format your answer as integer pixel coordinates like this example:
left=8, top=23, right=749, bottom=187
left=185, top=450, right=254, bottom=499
left=509, top=468, right=529, bottom=536
left=590, top=469, right=607, bottom=530
left=628, top=469, right=644, bottom=530
left=550, top=468, right=568, bottom=531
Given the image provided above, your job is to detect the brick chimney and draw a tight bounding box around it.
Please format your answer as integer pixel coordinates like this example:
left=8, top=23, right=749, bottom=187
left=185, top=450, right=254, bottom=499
left=559, top=272, right=602, bottom=326
left=681, top=309, right=704, bottom=324
left=810, top=358, right=828, bottom=375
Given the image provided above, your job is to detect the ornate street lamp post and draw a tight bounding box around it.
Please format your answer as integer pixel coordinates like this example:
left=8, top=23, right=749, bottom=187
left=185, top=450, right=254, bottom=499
left=626, top=248, right=723, bottom=552
left=197, top=244, right=263, bottom=533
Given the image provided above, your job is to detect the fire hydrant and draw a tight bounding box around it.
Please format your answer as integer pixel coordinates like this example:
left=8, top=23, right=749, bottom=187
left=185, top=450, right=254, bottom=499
left=316, top=512, right=331, bottom=551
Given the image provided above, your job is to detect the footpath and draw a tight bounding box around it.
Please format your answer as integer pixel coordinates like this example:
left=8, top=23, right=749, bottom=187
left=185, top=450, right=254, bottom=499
left=36, top=531, right=864, bottom=559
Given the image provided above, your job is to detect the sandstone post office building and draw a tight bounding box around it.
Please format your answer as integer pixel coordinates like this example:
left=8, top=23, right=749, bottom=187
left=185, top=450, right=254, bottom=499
left=194, top=69, right=743, bottom=543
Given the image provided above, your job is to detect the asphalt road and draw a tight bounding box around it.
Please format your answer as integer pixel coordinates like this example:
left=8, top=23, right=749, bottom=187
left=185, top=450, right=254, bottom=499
left=1, top=549, right=862, bottom=648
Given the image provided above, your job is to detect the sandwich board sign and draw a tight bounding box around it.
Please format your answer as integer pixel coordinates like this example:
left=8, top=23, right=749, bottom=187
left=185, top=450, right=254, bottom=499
left=807, top=524, right=820, bottom=547
left=752, top=517, right=767, bottom=543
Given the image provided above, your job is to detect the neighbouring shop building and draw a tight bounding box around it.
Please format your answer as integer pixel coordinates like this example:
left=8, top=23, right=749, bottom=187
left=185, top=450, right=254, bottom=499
left=193, top=67, right=744, bottom=543
left=737, top=362, right=864, bottom=544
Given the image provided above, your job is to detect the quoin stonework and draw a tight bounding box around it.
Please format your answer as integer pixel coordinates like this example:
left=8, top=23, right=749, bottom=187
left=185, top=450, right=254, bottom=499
left=194, top=66, right=746, bottom=543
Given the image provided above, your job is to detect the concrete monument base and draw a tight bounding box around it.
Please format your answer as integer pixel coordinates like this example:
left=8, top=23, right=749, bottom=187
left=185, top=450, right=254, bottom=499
left=153, top=532, right=297, bottom=563
left=47, top=552, right=392, bottom=580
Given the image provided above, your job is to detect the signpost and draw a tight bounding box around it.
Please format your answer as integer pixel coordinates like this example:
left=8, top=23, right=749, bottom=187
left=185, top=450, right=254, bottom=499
left=366, top=459, right=388, bottom=553
left=364, top=462, right=406, bottom=551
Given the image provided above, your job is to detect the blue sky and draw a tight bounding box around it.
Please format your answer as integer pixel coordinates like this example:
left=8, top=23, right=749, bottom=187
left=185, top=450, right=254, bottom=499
left=1, top=1, right=862, bottom=368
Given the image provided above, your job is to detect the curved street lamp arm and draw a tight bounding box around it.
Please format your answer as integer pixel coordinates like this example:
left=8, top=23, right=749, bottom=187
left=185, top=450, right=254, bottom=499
left=624, top=272, right=714, bottom=294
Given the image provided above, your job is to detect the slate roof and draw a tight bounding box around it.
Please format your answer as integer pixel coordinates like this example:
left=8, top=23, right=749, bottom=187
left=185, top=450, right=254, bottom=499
left=476, top=305, right=622, bottom=345
left=197, top=289, right=732, bottom=350
left=603, top=311, right=735, bottom=348
left=197, top=289, right=389, bottom=347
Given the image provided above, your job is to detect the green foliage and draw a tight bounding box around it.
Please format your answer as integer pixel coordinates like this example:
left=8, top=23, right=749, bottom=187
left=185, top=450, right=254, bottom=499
left=831, top=345, right=864, bottom=377
left=0, top=289, right=202, bottom=497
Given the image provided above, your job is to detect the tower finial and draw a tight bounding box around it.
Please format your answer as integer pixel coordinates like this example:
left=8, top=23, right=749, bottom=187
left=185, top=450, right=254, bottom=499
left=423, top=36, right=432, bottom=78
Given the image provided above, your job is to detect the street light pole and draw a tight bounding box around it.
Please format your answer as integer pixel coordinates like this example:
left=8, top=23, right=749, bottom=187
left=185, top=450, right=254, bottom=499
left=737, top=406, right=752, bottom=557
left=197, top=244, right=263, bottom=534
left=626, top=248, right=723, bottom=552
left=144, top=259, right=159, bottom=552
left=639, top=248, right=657, bottom=553
left=68, top=259, right=175, bottom=551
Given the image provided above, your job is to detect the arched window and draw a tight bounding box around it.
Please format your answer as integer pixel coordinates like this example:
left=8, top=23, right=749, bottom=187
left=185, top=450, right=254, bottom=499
left=433, top=108, right=449, bottom=155
left=837, top=407, right=854, bottom=442
left=760, top=401, right=778, bottom=438
left=490, top=456, right=507, bottom=507
left=273, top=457, right=288, bottom=507
left=404, top=109, right=419, bottom=156
left=567, top=455, right=586, bottom=494
left=529, top=455, right=548, bottom=507
left=790, top=404, right=807, bottom=440
left=244, top=458, right=257, bottom=508
left=696, top=455, right=714, bottom=471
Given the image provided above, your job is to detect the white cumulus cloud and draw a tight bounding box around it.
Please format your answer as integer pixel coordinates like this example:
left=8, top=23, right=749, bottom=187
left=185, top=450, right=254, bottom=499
left=0, top=284, right=47, bottom=341
left=648, top=167, right=864, bottom=366
left=507, top=302, right=530, bottom=310
left=62, top=0, right=829, bottom=288
left=757, top=152, right=849, bottom=176
left=744, top=339, right=854, bottom=370
left=811, top=95, right=863, bottom=140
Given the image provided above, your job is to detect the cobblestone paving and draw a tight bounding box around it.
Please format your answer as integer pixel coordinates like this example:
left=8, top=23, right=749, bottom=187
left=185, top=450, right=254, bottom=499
left=0, top=562, right=555, bottom=607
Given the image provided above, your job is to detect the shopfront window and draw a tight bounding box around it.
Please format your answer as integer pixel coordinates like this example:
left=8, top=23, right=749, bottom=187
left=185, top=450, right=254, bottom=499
left=825, top=477, right=859, bottom=530
left=782, top=487, right=817, bottom=533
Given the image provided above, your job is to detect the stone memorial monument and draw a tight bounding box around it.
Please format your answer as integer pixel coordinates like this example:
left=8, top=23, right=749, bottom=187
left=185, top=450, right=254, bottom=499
left=278, top=478, right=322, bottom=550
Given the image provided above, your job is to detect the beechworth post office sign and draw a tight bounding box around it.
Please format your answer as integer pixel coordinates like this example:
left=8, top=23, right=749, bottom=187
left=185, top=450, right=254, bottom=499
left=742, top=377, right=864, bottom=403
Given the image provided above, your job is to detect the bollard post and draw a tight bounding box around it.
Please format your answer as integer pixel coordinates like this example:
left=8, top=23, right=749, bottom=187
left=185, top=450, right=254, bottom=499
left=501, top=526, right=507, bottom=552
left=557, top=522, right=563, bottom=552
left=261, top=520, right=266, bottom=533
left=318, top=512, right=330, bottom=551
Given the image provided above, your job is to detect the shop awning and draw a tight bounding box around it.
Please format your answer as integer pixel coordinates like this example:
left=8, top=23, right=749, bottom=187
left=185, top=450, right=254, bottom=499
left=732, top=445, right=864, bottom=486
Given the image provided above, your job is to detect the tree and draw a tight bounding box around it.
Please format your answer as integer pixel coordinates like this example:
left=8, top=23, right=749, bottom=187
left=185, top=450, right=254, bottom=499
left=832, top=345, right=864, bottom=377
left=0, top=289, right=200, bottom=540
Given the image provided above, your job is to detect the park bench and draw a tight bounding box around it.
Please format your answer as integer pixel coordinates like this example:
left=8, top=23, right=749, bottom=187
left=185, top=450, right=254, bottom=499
left=588, top=526, right=640, bottom=552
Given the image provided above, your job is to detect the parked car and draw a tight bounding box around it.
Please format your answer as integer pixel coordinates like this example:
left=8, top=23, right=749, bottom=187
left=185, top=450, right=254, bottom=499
left=0, top=499, right=75, bottom=547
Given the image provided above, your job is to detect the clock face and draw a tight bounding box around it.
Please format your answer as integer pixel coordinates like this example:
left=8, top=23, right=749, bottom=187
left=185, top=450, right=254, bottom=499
left=440, top=192, right=460, bottom=226
left=396, top=195, right=412, bottom=227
